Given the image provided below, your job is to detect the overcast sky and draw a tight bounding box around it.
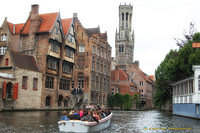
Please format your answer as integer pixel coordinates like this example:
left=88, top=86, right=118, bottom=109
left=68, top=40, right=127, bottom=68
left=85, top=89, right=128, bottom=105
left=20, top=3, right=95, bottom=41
left=1, top=0, right=200, bottom=75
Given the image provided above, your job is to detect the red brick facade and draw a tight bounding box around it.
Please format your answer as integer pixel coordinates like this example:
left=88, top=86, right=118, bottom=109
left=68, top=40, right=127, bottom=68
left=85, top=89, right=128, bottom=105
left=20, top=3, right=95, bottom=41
left=73, top=15, right=112, bottom=106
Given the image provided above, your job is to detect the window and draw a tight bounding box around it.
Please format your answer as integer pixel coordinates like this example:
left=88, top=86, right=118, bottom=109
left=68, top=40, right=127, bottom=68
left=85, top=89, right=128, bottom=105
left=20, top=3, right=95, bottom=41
left=96, top=76, right=99, bottom=90
left=104, top=62, right=107, bottom=73
left=119, top=45, right=124, bottom=53
left=112, top=88, right=115, bottom=95
left=48, top=58, right=57, bottom=70
left=101, top=62, right=103, bottom=72
left=92, top=57, right=95, bottom=70
left=91, top=72, right=95, bottom=89
left=104, top=52, right=107, bottom=59
left=97, top=48, right=99, bottom=56
left=0, top=46, right=7, bottom=55
left=122, top=13, right=124, bottom=21
left=45, top=96, right=51, bottom=106
left=33, top=78, right=38, bottom=90
left=50, top=43, right=59, bottom=53
left=63, top=62, right=72, bottom=74
left=22, top=76, right=28, bottom=89
left=78, top=75, right=84, bottom=89
left=101, top=50, right=103, bottom=57
left=68, top=34, right=74, bottom=43
left=59, top=79, right=70, bottom=90
left=1, top=34, right=7, bottom=41
left=66, top=47, right=74, bottom=58
left=96, top=58, right=99, bottom=72
left=139, top=81, right=144, bottom=86
left=45, top=76, right=54, bottom=89
left=79, top=45, right=85, bottom=52
left=126, top=12, right=129, bottom=21
left=132, top=72, right=134, bottom=76
left=100, top=77, right=102, bottom=90
left=5, top=58, right=9, bottom=66
left=92, top=45, right=96, bottom=54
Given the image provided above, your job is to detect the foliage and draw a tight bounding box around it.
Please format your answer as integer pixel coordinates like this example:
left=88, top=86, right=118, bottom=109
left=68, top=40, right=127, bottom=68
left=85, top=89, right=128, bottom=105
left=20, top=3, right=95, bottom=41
left=108, top=93, right=134, bottom=110
left=122, top=94, right=133, bottom=110
left=133, top=93, right=141, bottom=108
left=155, top=32, right=200, bottom=107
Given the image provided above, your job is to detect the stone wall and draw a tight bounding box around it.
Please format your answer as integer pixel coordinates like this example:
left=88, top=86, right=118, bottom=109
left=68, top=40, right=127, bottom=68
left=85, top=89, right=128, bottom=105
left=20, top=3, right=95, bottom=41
left=14, top=68, right=42, bottom=109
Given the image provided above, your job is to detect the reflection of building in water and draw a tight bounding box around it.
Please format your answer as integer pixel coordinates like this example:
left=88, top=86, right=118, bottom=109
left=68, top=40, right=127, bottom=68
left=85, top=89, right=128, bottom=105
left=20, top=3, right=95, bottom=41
left=172, top=65, right=200, bottom=119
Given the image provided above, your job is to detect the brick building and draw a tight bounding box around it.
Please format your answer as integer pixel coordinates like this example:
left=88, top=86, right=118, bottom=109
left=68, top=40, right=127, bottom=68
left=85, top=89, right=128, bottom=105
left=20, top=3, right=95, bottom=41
left=73, top=14, right=111, bottom=106
left=111, top=68, right=137, bottom=96
left=0, top=4, right=77, bottom=110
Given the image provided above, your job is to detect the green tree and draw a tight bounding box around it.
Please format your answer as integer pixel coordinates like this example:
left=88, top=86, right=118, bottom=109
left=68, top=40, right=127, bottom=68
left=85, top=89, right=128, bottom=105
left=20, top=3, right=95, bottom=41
left=122, top=93, right=133, bottom=110
left=155, top=32, right=200, bottom=107
left=133, top=93, right=141, bottom=109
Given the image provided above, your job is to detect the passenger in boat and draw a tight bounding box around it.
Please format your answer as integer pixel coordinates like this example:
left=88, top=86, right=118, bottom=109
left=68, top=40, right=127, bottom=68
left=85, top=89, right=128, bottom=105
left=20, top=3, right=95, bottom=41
left=79, top=108, right=84, bottom=118
left=93, top=111, right=100, bottom=120
left=60, top=111, right=69, bottom=121
left=69, top=110, right=74, bottom=119
left=98, top=110, right=104, bottom=119
left=107, top=108, right=111, bottom=115
left=70, top=109, right=81, bottom=120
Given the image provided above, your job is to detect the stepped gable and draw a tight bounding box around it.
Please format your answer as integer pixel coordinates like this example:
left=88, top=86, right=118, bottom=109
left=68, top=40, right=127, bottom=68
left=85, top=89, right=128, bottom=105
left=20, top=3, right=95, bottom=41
left=62, top=18, right=73, bottom=35
left=85, top=27, right=99, bottom=35
left=10, top=50, right=39, bottom=72
left=21, top=12, right=59, bottom=34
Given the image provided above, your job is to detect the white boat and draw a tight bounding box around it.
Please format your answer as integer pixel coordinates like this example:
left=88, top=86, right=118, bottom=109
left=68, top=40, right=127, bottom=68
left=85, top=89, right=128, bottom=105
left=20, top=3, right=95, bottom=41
left=58, top=113, right=113, bottom=132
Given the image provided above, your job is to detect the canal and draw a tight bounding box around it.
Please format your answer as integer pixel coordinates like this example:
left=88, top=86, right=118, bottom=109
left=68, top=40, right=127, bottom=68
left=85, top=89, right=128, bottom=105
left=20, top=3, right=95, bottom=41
left=0, top=110, right=200, bottom=133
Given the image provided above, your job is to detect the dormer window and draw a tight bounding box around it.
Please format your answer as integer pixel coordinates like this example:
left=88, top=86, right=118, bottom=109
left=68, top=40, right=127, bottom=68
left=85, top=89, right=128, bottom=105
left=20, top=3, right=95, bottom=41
left=68, top=34, right=74, bottom=43
left=1, top=34, right=7, bottom=41
left=0, top=46, right=7, bottom=55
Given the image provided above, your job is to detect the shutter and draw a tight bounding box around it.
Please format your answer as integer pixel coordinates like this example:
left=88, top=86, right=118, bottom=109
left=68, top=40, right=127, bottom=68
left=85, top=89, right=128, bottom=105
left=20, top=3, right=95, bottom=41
left=13, top=83, right=19, bottom=100
left=3, top=82, right=6, bottom=99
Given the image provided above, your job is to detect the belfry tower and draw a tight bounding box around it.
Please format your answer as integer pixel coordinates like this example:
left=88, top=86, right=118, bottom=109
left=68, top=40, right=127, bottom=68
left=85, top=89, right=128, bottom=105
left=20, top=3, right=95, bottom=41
left=115, top=3, right=134, bottom=70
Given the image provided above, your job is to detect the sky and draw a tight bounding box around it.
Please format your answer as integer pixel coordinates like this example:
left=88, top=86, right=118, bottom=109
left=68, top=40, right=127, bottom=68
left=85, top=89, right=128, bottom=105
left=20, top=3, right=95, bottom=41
left=1, top=0, right=200, bottom=75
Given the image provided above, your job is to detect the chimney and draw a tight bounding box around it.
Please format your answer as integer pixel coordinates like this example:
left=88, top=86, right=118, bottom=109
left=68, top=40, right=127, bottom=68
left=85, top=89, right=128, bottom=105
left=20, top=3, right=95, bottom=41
left=134, top=60, right=139, bottom=68
left=29, top=4, right=41, bottom=34
left=73, top=13, right=77, bottom=19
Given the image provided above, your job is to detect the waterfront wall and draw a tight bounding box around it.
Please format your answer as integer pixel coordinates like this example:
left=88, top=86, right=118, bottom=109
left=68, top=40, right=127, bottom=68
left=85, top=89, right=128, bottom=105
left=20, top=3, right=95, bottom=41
left=173, top=103, right=200, bottom=119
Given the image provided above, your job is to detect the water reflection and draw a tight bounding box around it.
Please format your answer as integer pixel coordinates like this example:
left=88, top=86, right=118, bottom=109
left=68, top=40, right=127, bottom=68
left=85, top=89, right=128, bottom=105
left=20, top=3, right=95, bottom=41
left=0, top=110, right=199, bottom=133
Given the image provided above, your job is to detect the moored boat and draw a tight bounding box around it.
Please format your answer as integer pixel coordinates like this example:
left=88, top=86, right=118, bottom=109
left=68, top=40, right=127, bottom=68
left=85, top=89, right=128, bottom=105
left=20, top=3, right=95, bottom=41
left=58, top=113, right=112, bottom=132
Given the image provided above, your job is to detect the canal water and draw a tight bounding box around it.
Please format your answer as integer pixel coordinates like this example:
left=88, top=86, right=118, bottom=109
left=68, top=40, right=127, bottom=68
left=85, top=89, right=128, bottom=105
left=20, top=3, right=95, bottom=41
left=0, top=110, right=200, bottom=133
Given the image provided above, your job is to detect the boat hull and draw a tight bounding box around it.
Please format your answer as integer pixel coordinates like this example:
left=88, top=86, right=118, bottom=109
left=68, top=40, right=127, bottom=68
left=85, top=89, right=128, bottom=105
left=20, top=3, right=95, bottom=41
left=58, top=113, right=112, bottom=132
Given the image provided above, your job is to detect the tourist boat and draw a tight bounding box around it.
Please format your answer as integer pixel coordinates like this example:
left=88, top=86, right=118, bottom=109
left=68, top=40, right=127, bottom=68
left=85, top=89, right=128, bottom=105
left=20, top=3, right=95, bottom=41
left=58, top=113, right=113, bottom=132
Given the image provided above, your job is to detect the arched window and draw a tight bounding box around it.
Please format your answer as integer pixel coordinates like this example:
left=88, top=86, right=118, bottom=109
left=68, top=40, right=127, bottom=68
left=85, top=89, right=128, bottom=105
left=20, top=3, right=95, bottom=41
left=126, top=12, right=129, bottom=20
left=64, top=99, right=68, bottom=107
left=103, top=94, right=106, bottom=104
left=119, top=45, right=124, bottom=53
left=58, top=95, right=63, bottom=106
left=122, top=13, right=124, bottom=21
left=45, top=96, right=51, bottom=106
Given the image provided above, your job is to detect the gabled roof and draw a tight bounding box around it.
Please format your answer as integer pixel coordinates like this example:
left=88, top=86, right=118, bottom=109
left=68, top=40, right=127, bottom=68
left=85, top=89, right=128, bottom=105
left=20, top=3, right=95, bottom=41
left=138, top=69, right=152, bottom=83
left=7, top=21, right=24, bottom=34
left=111, top=69, right=137, bottom=87
left=62, top=18, right=73, bottom=35
left=10, top=50, right=39, bottom=72
left=21, top=12, right=59, bottom=34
